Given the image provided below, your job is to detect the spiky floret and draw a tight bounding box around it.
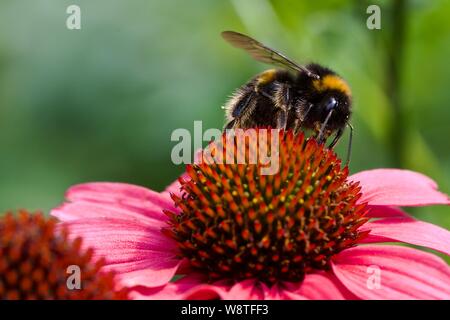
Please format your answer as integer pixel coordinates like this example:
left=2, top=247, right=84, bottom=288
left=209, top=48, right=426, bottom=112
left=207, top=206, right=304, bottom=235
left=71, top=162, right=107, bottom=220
left=165, top=130, right=368, bottom=284
left=0, top=211, right=128, bottom=300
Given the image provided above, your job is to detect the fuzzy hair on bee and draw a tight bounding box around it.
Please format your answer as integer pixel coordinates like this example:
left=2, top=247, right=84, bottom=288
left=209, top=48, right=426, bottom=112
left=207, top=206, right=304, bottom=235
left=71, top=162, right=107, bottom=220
left=221, top=31, right=354, bottom=164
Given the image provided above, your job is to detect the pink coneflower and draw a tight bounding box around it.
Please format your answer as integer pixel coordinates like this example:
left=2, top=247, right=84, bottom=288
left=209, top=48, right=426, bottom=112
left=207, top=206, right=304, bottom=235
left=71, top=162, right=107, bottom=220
left=51, top=130, right=450, bottom=300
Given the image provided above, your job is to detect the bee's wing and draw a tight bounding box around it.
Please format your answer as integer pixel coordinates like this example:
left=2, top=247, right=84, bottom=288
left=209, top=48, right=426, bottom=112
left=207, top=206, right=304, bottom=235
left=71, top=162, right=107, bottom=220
left=222, top=31, right=319, bottom=79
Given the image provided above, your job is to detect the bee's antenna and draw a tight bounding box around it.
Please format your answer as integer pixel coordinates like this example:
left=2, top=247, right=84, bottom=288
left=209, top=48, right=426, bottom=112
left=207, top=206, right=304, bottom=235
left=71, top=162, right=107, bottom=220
left=345, top=122, right=353, bottom=166
left=317, top=109, right=334, bottom=144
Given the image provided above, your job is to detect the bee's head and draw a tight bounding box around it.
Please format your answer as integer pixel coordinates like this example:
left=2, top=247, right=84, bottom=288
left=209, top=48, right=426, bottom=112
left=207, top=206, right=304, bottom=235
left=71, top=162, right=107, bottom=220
left=316, top=90, right=351, bottom=129
left=307, top=69, right=352, bottom=131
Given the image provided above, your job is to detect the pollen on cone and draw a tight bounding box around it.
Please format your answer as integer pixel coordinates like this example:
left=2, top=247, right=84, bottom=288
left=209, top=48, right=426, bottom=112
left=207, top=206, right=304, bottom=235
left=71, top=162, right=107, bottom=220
left=0, top=211, right=129, bottom=300
left=166, top=129, right=368, bottom=284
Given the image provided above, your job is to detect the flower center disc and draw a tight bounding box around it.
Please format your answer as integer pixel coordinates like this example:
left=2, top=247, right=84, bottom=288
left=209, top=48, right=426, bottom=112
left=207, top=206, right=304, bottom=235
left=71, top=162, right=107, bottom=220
left=166, top=130, right=368, bottom=284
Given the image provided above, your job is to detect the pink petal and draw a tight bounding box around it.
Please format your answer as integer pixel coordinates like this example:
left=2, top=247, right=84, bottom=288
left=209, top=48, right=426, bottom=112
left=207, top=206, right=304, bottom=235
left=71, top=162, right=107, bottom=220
left=366, top=206, right=411, bottom=219
left=224, top=281, right=304, bottom=300
left=349, top=169, right=450, bottom=206
left=62, top=217, right=181, bottom=288
left=226, top=279, right=267, bottom=300
left=135, top=277, right=302, bottom=300
left=52, top=201, right=166, bottom=227
left=131, top=275, right=355, bottom=300
left=285, top=273, right=358, bottom=300
left=265, top=283, right=304, bottom=300
left=130, top=274, right=228, bottom=300
left=227, top=279, right=348, bottom=300
left=332, top=245, right=450, bottom=299
left=141, top=278, right=290, bottom=300
left=56, top=182, right=176, bottom=222
left=360, top=217, right=450, bottom=256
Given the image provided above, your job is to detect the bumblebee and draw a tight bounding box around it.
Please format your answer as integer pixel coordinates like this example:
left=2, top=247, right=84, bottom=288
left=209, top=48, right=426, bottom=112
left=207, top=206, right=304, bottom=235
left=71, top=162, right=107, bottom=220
left=222, top=31, right=353, bottom=162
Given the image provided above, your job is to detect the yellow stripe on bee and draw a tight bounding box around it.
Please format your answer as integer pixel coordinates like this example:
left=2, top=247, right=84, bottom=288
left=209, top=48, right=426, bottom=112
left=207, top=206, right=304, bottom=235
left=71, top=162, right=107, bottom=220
left=312, top=75, right=352, bottom=97
left=256, top=69, right=277, bottom=86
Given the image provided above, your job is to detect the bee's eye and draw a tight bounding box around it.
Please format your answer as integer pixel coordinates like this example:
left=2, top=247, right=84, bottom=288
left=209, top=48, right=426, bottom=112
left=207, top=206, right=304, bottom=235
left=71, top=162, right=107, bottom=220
left=325, top=97, right=338, bottom=111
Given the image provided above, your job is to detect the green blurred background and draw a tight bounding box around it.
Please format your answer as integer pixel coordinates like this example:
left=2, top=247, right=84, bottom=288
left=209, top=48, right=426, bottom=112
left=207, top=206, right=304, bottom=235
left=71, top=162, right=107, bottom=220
left=0, top=0, right=449, bottom=230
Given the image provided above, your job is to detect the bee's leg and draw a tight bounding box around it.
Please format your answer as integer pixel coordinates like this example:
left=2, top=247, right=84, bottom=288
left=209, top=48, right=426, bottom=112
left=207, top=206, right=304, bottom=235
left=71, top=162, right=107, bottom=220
left=317, top=109, right=334, bottom=144
left=293, top=119, right=301, bottom=134
left=224, top=88, right=259, bottom=130
left=276, top=109, right=288, bottom=129
left=299, top=103, right=313, bottom=122
left=231, top=91, right=255, bottom=118
left=328, top=128, right=344, bottom=149
left=292, top=101, right=313, bottom=135
left=256, top=80, right=288, bottom=105
left=255, top=84, right=288, bottom=129
left=273, top=83, right=291, bottom=130
left=224, top=119, right=236, bottom=130
left=327, top=124, right=353, bottom=166
left=344, top=122, right=353, bottom=166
